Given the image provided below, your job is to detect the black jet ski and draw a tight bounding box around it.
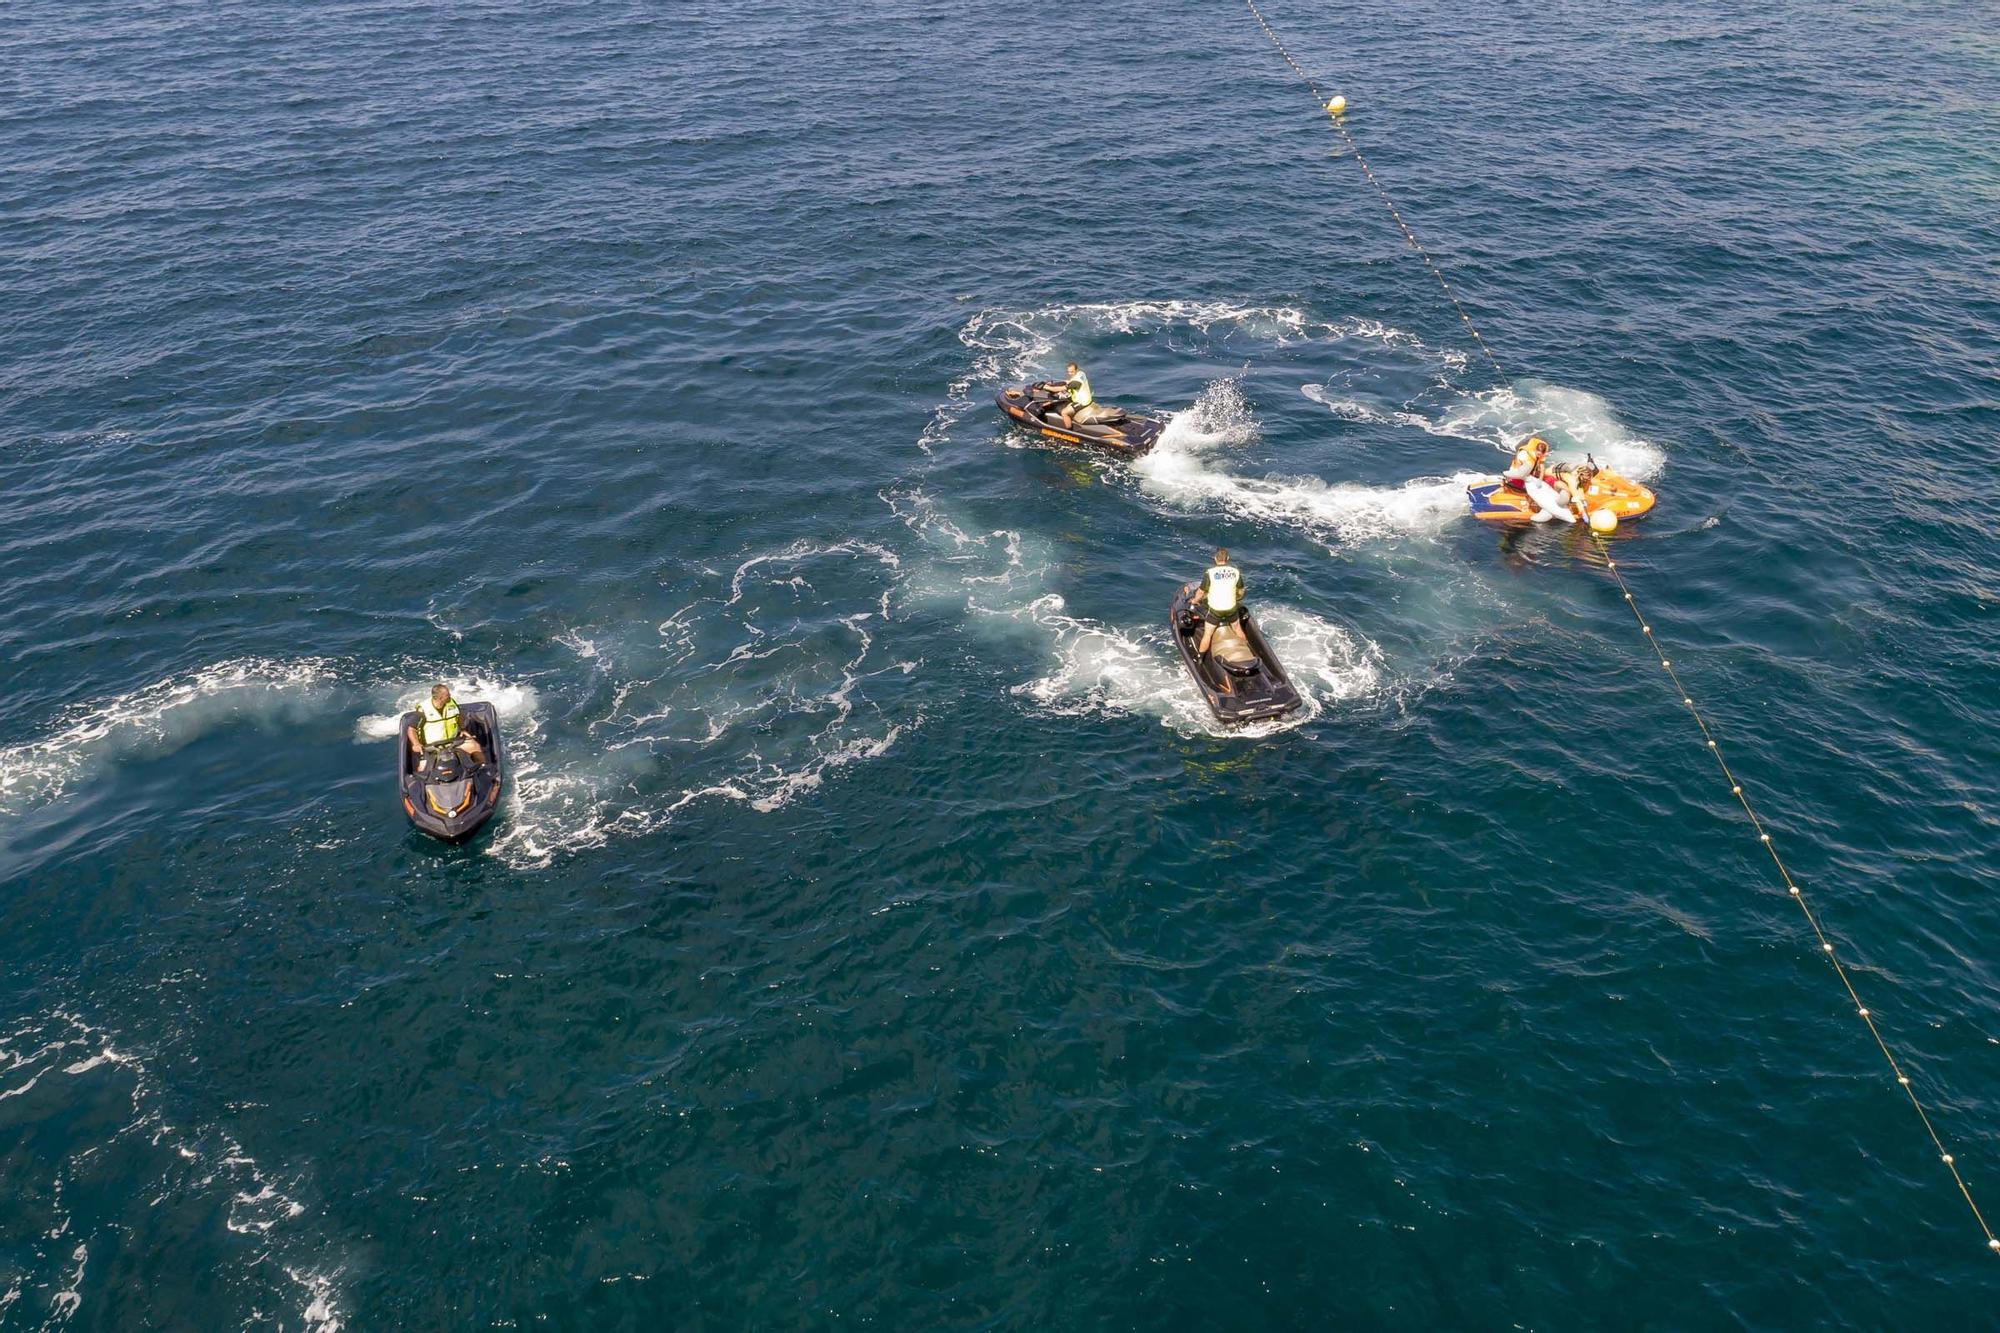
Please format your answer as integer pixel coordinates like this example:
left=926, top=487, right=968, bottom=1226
left=995, top=383, right=1164, bottom=457
left=397, top=701, right=504, bottom=841
left=1169, top=584, right=1304, bottom=725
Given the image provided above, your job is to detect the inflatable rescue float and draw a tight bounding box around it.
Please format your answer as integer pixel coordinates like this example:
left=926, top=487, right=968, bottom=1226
left=1467, top=468, right=1656, bottom=525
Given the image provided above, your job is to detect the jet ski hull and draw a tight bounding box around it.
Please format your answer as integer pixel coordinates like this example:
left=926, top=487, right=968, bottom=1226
left=397, top=701, right=505, bottom=842
left=1169, top=587, right=1304, bottom=725
left=995, top=385, right=1163, bottom=457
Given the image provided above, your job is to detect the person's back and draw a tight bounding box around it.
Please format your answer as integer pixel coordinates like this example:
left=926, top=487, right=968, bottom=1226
left=1203, top=556, right=1242, bottom=619
left=1194, top=547, right=1245, bottom=659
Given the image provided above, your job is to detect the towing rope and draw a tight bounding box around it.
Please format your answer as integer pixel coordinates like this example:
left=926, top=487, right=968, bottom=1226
left=1241, top=0, right=1996, bottom=1254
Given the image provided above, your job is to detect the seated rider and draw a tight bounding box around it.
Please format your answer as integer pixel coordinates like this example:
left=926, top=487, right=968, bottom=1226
left=406, top=682, right=486, bottom=767
left=1503, top=435, right=1551, bottom=491
left=1042, top=362, right=1112, bottom=429
left=1191, top=547, right=1246, bottom=660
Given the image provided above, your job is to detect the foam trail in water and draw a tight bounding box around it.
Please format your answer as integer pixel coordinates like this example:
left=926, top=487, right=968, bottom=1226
left=910, top=299, right=1652, bottom=731
left=1009, top=594, right=1379, bottom=738
left=0, top=596, right=923, bottom=870
left=350, top=672, right=567, bottom=866
left=351, top=676, right=540, bottom=743
left=0, top=658, right=340, bottom=819
left=1304, top=378, right=1666, bottom=480
left=1451, top=381, right=1666, bottom=480
left=921, top=300, right=1428, bottom=453
left=0, top=584, right=920, bottom=868
left=484, top=540, right=921, bottom=868
left=884, top=482, right=1382, bottom=737
left=1137, top=379, right=1483, bottom=547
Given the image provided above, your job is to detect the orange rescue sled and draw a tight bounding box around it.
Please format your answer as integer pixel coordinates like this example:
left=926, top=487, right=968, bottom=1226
left=1466, top=469, right=1656, bottom=523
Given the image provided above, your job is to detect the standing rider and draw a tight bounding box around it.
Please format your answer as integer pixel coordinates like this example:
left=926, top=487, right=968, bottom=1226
left=406, top=682, right=486, bottom=766
left=1191, top=547, right=1246, bottom=659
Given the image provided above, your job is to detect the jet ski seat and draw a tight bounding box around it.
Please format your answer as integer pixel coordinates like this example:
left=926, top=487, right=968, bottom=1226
left=1214, top=630, right=1262, bottom=676
left=419, top=747, right=470, bottom=782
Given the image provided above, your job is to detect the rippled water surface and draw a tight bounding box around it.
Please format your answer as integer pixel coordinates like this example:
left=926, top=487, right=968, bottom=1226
left=4, top=1, right=1998, bottom=1326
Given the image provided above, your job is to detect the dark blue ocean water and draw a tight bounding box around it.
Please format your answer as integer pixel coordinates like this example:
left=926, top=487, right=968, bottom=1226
left=4, top=1, right=1998, bottom=1326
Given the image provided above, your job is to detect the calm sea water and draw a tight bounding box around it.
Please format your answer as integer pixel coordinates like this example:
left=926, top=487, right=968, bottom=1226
left=4, top=1, right=1998, bottom=1326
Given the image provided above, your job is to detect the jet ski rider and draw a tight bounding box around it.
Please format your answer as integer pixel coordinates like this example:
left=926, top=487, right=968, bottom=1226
left=1192, top=548, right=1246, bottom=659
left=406, top=682, right=486, bottom=765
left=1039, top=362, right=1109, bottom=429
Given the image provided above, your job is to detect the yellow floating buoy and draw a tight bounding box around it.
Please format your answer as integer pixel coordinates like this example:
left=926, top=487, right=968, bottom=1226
left=1326, top=95, right=1346, bottom=117
left=1590, top=508, right=1619, bottom=534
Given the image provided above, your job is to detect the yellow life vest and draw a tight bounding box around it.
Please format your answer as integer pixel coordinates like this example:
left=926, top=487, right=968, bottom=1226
left=1510, top=437, right=1549, bottom=476
left=419, top=698, right=461, bottom=747
left=1205, top=564, right=1242, bottom=613
left=1066, top=371, right=1094, bottom=408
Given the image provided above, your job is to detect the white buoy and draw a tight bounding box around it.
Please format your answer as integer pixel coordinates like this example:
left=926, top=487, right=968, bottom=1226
left=1590, top=508, right=1619, bottom=533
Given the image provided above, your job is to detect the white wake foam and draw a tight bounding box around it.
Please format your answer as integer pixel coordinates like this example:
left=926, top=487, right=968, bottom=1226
left=1136, top=379, right=1483, bottom=546
left=883, top=482, right=1383, bottom=737
left=0, top=588, right=922, bottom=867
left=351, top=677, right=540, bottom=744
left=1304, top=377, right=1666, bottom=480
left=1009, top=595, right=1379, bottom=738
left=0, top=658, right=340, bottom=819
left=920, top=299, right=1430, bottom=453
left=925, top=297, right=1664, bottom=546
left=484, top=540, right=920, bottom=868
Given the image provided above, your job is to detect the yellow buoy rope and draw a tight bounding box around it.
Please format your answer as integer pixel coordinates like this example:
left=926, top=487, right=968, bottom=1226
left=1241, top=0, right=1997, bottom=1254
left=1598, top=556, right=1997, bottom=1248
left=1243, top=0, right=1504, bottom=379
